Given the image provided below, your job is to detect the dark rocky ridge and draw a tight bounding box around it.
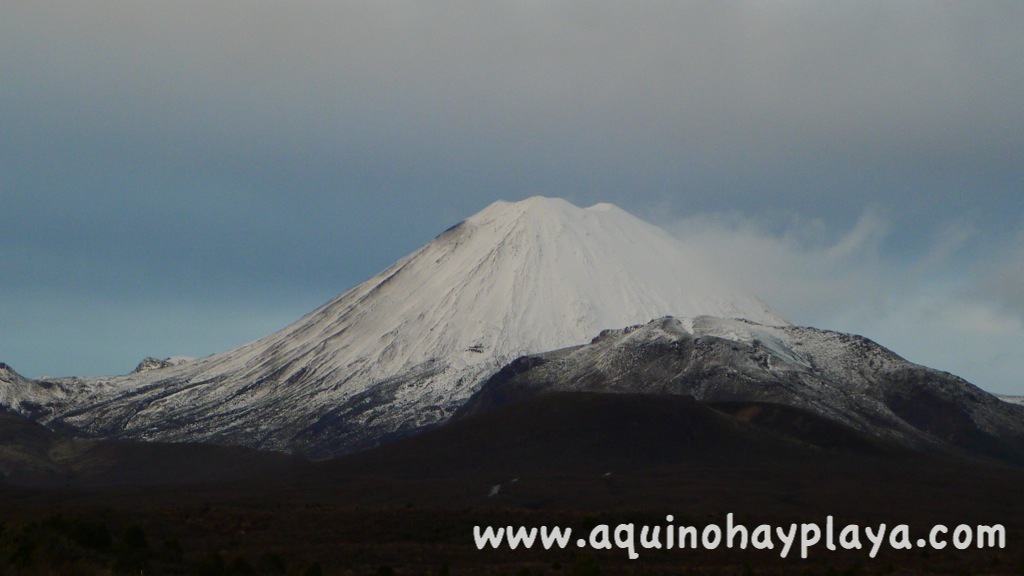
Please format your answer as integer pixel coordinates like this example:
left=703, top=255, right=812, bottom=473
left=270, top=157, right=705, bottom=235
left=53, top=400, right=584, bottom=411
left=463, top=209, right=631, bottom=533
left=460, top=316, right=1024, bottom=464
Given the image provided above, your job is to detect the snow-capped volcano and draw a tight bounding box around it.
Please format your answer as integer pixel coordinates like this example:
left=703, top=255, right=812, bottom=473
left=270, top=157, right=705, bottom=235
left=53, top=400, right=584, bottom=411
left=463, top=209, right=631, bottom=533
left=8, top=197, right=785, bottom=456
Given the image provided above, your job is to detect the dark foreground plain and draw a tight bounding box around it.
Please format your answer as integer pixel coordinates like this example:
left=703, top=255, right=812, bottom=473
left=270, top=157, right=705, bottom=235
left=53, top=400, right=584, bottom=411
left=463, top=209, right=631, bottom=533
left=2, top=393, right=1023, bottom=575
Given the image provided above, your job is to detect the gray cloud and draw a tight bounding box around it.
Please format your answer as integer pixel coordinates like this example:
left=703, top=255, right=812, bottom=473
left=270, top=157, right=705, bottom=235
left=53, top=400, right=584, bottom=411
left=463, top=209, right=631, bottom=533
left=5, top=3, right=1020, bottom=206
left=669, top=209, right=892, bottom=324
left=670, top=211, right=1024, bottom=394
left=977, top=226, right=1024, bottom=321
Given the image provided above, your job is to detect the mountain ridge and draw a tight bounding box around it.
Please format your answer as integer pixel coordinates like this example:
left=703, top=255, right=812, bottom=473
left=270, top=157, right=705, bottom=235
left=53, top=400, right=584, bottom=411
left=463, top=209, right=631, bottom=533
left=461, top=315, right=1024, bottom=463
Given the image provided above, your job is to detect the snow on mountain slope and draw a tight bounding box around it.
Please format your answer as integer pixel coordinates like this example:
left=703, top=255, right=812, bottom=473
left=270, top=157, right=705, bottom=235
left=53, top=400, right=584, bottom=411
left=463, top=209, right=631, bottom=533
left=0, top=363, right=88, bottom=420
left=1, top=363, right=39, bottom=413
left=463, top=316, right=1024, bottom=461
left=11, top=197, right=786, bottom=457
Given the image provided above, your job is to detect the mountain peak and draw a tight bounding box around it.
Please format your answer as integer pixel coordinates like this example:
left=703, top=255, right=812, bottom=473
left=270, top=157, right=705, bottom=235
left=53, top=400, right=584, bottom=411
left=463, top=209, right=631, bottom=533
left=470, top=196, right=631, bottom=226
left=441, top=197, right=784, bottom=330
left=470, top=196, right=583, bottom=224
left=485, top=195, right=575, bottom=210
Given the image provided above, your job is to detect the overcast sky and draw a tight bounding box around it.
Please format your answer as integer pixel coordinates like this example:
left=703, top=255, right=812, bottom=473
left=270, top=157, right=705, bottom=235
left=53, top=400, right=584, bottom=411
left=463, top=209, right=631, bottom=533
left=2, top=2, right=1022, bottom=394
